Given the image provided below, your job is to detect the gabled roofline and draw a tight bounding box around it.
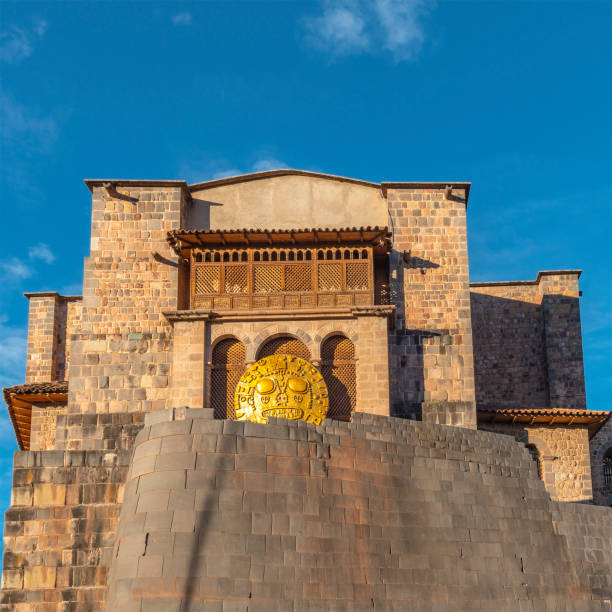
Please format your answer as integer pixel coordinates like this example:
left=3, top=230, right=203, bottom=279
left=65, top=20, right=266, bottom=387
left=83, top=171, right=472, bottom=205
left=188, top=169, right=380, bottom=191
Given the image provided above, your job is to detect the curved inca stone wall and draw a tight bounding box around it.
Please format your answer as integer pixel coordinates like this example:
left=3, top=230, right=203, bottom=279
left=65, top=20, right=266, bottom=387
left=107, top=409, right=612, bottom=611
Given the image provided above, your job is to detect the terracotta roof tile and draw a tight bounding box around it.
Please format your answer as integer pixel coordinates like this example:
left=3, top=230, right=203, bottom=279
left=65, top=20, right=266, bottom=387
left=3, top=381, right=68, bottom=451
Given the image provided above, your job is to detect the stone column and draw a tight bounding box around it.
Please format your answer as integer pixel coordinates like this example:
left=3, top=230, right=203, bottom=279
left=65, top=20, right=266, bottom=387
left=385, top=185, right=476, bottom=428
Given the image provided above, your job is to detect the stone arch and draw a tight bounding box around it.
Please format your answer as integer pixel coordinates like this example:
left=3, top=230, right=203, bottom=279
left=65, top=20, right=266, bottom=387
left=320, top=334, right=356, bottom=422
left=312, top=323, right=358, bottom=360
left=210, top=337, right=246, bottom=419
left=515, top=432, right=556, bottom=495
left=602, top=445, right=612, bottom=486
left=252, top=325, right=314, bottom=361
left=256, top=335, right=311, bottom=361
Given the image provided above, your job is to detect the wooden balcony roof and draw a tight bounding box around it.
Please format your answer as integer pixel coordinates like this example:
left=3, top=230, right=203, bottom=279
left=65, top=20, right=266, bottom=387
left=3, top=382, right=68, bottom=450
left=477, top=405, right=610, bottom=438
left=167, top=226, right=392, bottom=257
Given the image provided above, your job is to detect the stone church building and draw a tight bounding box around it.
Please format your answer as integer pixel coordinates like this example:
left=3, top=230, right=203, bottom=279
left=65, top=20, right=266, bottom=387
left=2, top=170, right=611, bottom=610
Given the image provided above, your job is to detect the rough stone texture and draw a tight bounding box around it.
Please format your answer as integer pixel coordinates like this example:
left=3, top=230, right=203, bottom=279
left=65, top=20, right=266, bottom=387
left=25, top=295, right=81, bottom=384
left=591, top=417, right=612, bottom=506
left=54, top=412, right=144, bottom=452
left=66, top=186, right=190, bottom=440
left=104, top=410, right=611, bottom=611
left=478, top=422, right=594, bottom=502
left=471, top=271, right=586, bottom=409
left=30, top=403, right=68, bottom=451
left=1, top=447, right=132, bottom=611
left=386, top=188, right=476, bottom=428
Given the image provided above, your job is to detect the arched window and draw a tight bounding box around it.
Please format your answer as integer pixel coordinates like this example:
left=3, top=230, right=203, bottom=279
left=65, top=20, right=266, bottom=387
left=526, top=444, right=542, bottom=480
left=211, top=339, right=246, bottom=419
left=604, top=449, right=612, bottom=485
left=321, top=335, right=356, bottom=421
left=257, top=335, right=310, bottom=360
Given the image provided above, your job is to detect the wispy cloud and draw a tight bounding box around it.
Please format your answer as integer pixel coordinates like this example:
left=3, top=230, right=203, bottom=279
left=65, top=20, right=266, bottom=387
left=211, top=167, right=243, bottom=180
left=0, top=259, right=34, bottom=281
left=0, top=18, right=47, bottom=63
left=180, top=155, right=289, bottom=184
left=172, top=12, right=192, bottom=26
left=251, top=157, right=288, bottom=173
left=303, top=0, right=433, bottom=61
left=28, top=243, right=55, bottom=264
left=0, top=244, right=56, bottom=282
left=305, top=3, right=369, bottom=56
left=0, top=88, right=58, bottom=152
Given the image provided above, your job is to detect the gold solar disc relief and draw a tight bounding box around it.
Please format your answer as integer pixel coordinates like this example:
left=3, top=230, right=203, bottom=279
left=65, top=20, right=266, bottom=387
left=234, top=355, right=329, bottom=424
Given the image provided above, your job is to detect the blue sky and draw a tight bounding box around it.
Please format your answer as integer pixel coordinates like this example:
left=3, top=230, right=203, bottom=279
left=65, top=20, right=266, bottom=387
left=0, top=1, right=610, bottom=521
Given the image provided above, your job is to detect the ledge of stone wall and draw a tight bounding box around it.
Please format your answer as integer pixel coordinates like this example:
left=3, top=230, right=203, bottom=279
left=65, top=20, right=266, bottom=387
left=107, top=410, right=612, bottom=611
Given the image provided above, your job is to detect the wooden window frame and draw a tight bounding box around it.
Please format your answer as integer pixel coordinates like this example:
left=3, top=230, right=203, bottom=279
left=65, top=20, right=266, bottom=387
left=189, top=246, right=375, bottom=310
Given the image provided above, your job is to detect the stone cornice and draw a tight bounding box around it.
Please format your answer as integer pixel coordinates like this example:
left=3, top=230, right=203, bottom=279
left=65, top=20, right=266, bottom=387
left=162, top=305, right=395, bottom=324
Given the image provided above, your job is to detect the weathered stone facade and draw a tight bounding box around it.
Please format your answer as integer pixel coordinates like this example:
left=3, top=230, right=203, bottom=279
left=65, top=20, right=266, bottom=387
left=2, top=170, right=610, bottom=610
left=471, top=271, right=586, bottom=409
left=591, top=417, right=612, bottom=506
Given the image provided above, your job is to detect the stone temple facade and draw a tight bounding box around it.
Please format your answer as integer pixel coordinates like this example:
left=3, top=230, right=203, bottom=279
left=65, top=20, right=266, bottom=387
left=1, top=169, right=611, bottom=611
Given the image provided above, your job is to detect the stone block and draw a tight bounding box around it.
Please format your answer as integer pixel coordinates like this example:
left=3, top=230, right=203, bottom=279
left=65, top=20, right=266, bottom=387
left=33, top=483, right=66, bottom=506
left=23, top=566, right=56, bottom=589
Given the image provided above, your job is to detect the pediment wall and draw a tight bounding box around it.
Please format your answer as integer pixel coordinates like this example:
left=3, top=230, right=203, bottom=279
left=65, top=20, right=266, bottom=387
left=188, top=174, right=387, bottom=230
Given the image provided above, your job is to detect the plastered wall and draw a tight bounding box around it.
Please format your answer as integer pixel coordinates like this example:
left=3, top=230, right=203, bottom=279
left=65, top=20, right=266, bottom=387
left=188, top=174, right=387, bottom=231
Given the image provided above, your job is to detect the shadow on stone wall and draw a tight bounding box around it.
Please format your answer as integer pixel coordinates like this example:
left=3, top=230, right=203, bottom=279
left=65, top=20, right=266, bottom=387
left=471, top=292, right=550, bottom=408
left=471, top=291, right=586, bottom=409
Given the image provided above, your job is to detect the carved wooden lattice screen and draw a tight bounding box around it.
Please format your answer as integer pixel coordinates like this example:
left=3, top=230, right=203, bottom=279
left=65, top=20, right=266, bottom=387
left=190, top=247, right=374, bottom=310
left=321, top=335, right=356, bottom=421
left=211, top=339, right=246, bottom=419
left=257, top=336, right=311, bottom=360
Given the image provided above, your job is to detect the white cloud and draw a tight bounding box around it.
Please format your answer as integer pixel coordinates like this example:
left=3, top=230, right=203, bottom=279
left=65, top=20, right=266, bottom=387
left=0, top=19, right=47, bottom=63
left=211, top=167, right=243, bottom=180
left=0, top=88, right=58, bottom=151
left=28, top=243, right=55, bottom=264
left=251, top=157, right=289, bottom=172
left=303, top=0, right=433, bottom=61
left=305, top=3, right=370, bottom=56
left=0, top=259, right=33, bottom=281
left=180, top=155, right=289, bottom=183
left=172, top=12, right=192, bottom=26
